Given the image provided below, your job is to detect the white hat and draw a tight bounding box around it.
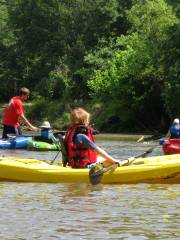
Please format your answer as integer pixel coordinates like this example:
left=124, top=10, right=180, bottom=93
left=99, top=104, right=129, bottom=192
left=39, top=121, right=51, bottom=128
left=173, top=118, right=179, bottom=124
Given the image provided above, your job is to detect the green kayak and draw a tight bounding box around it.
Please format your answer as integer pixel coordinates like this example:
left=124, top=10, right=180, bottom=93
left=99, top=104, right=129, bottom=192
left=27, top=138, right=60, bottom=151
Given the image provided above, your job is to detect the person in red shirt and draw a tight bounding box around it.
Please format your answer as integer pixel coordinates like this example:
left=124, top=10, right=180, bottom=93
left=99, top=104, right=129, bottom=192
left=2, top=87, right=39, bottom=138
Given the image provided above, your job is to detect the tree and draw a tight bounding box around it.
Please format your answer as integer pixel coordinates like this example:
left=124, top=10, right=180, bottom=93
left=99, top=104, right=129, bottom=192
left=87, top=0, right=178, bottom=131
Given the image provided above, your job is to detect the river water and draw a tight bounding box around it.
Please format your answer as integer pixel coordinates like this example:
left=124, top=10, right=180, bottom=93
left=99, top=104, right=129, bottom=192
left=0, top=139, right=179, bottom=240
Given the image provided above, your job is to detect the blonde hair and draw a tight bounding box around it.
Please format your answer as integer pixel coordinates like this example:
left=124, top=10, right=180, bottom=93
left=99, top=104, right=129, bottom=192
left=70, top=108, right=90, bottom=126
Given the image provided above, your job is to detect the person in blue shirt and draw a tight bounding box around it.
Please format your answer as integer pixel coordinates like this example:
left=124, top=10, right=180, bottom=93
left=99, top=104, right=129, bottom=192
left=166, top=118, right=180, bottom=139
left=38, top=121, right=59, bottom=144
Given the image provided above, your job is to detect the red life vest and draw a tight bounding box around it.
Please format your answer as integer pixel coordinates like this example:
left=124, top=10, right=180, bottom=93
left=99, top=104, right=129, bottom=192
left=64, top=125, right=97, bottom=168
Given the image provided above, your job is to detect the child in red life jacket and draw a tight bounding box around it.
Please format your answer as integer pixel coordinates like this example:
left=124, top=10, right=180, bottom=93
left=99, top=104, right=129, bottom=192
left=63, top=107, right=128, bottom=168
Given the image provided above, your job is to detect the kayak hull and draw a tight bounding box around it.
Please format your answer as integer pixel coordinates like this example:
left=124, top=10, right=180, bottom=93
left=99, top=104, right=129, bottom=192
left=162, top=139, right=180, bottom=155
left=0, top=136, right=32, bottom=149
left=0, top=136, right=60, bottom=151
left=0, top=154, right=180, bottom=184
left=27, top=139, right=60, bottom=151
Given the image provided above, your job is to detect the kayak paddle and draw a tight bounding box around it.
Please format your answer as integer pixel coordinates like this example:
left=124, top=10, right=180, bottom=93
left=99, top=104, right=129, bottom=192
left=137, top=135, right=163, bottom=143
left=50, top=134, right=66, bottom=165
left=89, top=146, right=155, bottom=185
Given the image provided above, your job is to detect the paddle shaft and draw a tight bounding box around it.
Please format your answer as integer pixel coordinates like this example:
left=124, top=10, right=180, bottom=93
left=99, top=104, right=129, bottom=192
left=50, top=150, right=61, bottom=165
left=93, top=147, right=155, bottom=176
left=91, top=163, right=119, bottom=177
left=137, top=134, right=163, bottom=143
left=134, top=146, right=155, bottom=158
left=50, top=134, right=66, bottom=165
left=89, top=146, right=156, bottom=184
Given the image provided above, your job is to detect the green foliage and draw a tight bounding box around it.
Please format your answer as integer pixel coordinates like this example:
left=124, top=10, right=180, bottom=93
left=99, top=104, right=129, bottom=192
left=27, top=97, right=68, bottom=129
left=161, top=23, right=180, bottom=117
left=53, top=112, right=70, bottom=130
left=26, top=98, right=49, bottom=122
left=87, top=0, right=179, bottom=130
left=48, top=62, right=70, bottom=99
left=0, top=0, right=179, bottom=132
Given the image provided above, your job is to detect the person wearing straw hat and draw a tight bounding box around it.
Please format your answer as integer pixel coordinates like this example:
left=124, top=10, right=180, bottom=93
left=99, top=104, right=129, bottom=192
left=39, top=121, right=59, bottom=144
left=165, top=118, right=180, bottom=139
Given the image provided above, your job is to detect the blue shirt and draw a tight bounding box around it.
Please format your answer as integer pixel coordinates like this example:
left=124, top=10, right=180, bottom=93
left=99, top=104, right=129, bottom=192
left=40, top=129, right=59, bottom=144
left=169, top=125, right=180, bottom=138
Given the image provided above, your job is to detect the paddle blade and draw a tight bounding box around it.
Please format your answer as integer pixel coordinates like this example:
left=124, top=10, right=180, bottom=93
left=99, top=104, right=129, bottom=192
left=137, top=136, right=144, bottom=143
left=89, top=163, right=119, bottom=185
left=140, top=147, right=154, bottom=157
left=89, top=165, right=103, bottom=185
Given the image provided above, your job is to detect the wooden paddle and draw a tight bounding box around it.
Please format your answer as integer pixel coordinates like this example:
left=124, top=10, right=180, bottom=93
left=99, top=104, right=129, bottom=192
left=89, top=146, right=155, bottom=185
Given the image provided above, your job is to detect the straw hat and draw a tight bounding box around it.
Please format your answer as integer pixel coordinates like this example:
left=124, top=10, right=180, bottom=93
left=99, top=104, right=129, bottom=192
left=39, top=121, right=51, bottom=129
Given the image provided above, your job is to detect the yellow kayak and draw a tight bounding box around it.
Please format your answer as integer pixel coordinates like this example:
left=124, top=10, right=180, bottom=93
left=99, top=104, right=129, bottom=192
left=0, top=154, right=180, bottom=184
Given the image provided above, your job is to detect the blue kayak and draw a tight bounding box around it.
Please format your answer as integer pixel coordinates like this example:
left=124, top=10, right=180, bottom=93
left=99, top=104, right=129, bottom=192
left=0, top=136, right=32, bottom=149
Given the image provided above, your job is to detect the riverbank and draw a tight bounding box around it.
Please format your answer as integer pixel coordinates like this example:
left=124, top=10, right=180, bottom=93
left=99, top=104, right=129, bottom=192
left=0, top=102, right=159, bottom=137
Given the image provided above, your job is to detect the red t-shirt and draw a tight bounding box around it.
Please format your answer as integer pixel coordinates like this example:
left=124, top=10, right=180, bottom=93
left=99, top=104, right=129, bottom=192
left=3, top=96, right=24, bottom=126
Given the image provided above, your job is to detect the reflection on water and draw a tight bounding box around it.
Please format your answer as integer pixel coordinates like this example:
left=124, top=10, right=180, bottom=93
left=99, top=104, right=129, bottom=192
left=0, top=140, right=179, bottom=239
